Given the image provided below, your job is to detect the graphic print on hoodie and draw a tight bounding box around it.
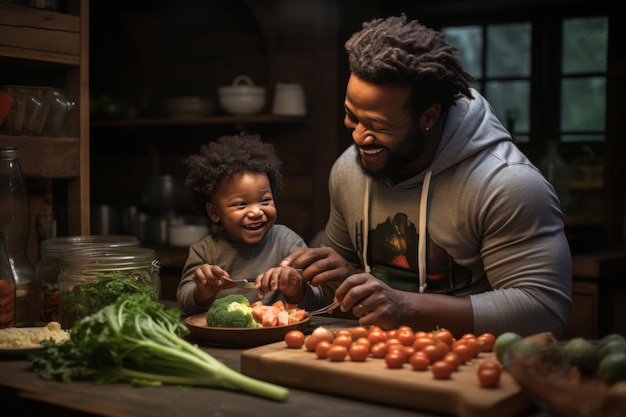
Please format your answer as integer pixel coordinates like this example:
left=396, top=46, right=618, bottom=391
left=359, top=213, right=472, bottom=293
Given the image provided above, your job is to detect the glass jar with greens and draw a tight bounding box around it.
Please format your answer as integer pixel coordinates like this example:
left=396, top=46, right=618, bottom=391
left=37, top=235, right=140, bottom=323
left=58, top=246, right=160, bottom=329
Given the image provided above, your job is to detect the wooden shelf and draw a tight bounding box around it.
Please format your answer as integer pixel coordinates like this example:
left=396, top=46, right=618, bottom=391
left=91, top=114, right=307, bottom=128
left=0, top=0, right=90, bottom=240
left=0, top=135, right=81, bottom=178
left=0, top=3, right=81, bottom=66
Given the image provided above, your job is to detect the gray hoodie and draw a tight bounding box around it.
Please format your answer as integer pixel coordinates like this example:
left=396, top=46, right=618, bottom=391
left=322, top=89, right=572, bottom=337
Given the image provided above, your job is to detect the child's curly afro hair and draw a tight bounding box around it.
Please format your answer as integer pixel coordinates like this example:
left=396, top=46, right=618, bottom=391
left=184, top=133, right=283, bottom=207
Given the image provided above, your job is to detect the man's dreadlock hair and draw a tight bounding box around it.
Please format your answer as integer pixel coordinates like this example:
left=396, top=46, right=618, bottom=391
left=345, top=14, right=475, bottom=115
left=184, top=133, right=283, bottom=208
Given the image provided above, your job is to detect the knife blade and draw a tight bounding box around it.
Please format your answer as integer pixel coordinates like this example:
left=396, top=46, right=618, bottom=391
left=232, top=280, right=256, bottom=289
left=223, top=277, right=257, bottom=289
left=224, top=268, right=303, bottom=289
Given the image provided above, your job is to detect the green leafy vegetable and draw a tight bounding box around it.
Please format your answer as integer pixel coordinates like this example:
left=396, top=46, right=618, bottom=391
left=30, top=293, right=288, bottom=402
left=60, top=270, right=158, bottom=328
left=205, top=294, right=262, bottom=328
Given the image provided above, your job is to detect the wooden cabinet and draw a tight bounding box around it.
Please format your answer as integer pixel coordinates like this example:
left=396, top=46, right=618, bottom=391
left=563, top=252, right=626, bottom=339
left=88, top=0, right=342, bottom=245
left=0, top=1, right=90, bottom=262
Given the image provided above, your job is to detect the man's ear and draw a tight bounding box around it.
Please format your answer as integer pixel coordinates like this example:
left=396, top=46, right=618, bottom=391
left=420, top=102, right=441, bottom=132
left=206, top=202, right=220, bottom=223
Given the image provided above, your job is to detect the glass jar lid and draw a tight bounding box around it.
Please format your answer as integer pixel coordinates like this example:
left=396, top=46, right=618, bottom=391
left=41, top=235, right=140, bottom=258
left=59, top=246, right=158, bottom=273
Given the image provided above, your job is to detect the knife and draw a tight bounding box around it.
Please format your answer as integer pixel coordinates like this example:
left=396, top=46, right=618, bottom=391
left=223, top=277, right=257, bottom=289
left=224, top=269, right=303, bottom=289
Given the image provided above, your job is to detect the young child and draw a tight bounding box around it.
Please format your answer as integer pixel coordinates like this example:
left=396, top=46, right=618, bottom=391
left=176, top=133, right=325, bottom=316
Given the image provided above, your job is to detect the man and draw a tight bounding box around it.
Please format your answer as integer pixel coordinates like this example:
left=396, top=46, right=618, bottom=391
left=283, top=15, right=571, bottom=338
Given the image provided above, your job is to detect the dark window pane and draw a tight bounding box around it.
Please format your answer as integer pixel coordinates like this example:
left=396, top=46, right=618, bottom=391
left=442, top=26, right=483, bottom=78
left=486, top=23, right=531, bottom=78
left=561, top=133, right=605, bottom=143
left=561, top=77, right=606, bottom=133
left=485, top=80, right=530, bottom=142
left=562, top=17, right=608, bottom=74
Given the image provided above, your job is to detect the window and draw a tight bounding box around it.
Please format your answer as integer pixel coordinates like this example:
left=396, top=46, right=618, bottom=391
left=561, top=16, right=608, bottom=143
left=442, top=16, right=608, bottom=146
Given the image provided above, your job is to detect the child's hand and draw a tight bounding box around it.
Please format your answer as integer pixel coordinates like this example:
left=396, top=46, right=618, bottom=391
left=255, top=266, right=304, bottom=300
left=192, top=264, right=233, bottom=306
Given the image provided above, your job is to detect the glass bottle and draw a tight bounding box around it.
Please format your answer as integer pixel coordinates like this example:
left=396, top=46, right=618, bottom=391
left=538, top=141, right=571, bottom=215
left=0, top=233, right=16, bottom=329
left=0, top=146, right=41, bottom=326
left=37, top=235, right=140, bottom=322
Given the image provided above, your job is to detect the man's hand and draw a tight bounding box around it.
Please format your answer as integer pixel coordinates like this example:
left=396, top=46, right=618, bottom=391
left=281, top=247, right=360, bottom=286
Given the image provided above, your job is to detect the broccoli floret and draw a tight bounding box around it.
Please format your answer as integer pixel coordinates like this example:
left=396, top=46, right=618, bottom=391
left=205, top=294, right=262, bottom=328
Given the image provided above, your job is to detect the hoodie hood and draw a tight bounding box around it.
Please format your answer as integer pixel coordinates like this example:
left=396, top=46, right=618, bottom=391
left=388, top=88, right=512, bottom=191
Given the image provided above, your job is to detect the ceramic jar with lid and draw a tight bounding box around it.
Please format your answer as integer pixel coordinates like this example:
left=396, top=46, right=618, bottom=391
left=58, top=246, right=160, bottom=329
left=36, top=235, right=140, bottom=322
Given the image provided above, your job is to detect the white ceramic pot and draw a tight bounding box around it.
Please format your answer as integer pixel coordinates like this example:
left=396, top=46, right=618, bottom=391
left=218, top=75, right=266, bottom=115
left=272, top=83, right=306, bottom=116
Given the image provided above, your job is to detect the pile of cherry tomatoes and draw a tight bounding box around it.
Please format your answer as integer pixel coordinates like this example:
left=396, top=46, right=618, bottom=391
left=284, top=325, right=502, bottom=388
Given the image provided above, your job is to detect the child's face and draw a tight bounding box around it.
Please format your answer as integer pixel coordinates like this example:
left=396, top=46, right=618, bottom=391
left=206, top=171, right=277, bottom=244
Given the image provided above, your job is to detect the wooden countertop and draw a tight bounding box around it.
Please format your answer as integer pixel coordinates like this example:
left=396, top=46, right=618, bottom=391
left=0, top=314, right=549, bottom=417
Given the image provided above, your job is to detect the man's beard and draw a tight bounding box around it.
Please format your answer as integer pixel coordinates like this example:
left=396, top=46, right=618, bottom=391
left=353, top=130, right=426, bottom=181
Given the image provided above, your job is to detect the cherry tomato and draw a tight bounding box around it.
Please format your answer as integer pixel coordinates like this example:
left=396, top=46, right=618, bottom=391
left=397, top=328, right=416, bottom=346
left=368, top=325, right=383, bottom=334
left=412, top=336, right=435, bottom=352
left=431, top=360, right=454, bottom=379
left=284, top=330, right=305, bottom=348
left=477, top=333, right=496, bottom=352
left=433, top=328, right=455, bottom=348
left=351, top=326, right=369, bottom=341
left=414, top=331, right=432, bottom=339
left=385, top=329, right=398, bottom=339
left=348, top=343, right=369, bottom=362
left=452, top=342, right=473, bottom=364
left=335, top=329, right=351, bottom=337
left=355, top=336, right=371, bottom=351
left=333, top=334, right=354, bottom=349
left=422, top=341, right=449, bottom=363
left=442, top=352, right=461, bottom=371
left=367, top=329, right=387, bottom=346
left=386, top=337, right=403, bottom=350
left=327, top=345, right=348, bottom=362
left=478, top=360, right=502, bottom=374
left=370, top=341, right=389, bottom=358
left=315, top=340, right=333, bottom=359
left=410, top=351, right=430, bottom=370
left=458, top=336, right=481, bottom=358
left=478, top=367, right=502, bottom=388
left=385, top=350, right=406, bottom=368
left=402, top=345, right=416, bottom=362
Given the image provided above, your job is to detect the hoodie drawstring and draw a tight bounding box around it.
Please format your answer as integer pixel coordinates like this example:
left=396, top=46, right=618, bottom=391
left=418, top=170, right=432, bottom=293
left=362, top=177, right=372, bottom=273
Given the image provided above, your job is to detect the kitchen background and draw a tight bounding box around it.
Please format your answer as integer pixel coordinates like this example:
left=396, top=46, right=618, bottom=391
left=1, top=0, right=623, bottom=338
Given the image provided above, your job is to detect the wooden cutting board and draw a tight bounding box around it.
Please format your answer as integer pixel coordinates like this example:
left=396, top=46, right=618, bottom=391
left=241, top=342, right=531, bottom=417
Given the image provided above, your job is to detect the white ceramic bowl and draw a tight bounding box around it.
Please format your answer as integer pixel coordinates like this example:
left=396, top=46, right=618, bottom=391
left=218, top=75, right=266, bottom=115
left=168, top=224, right=209, bottom=247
